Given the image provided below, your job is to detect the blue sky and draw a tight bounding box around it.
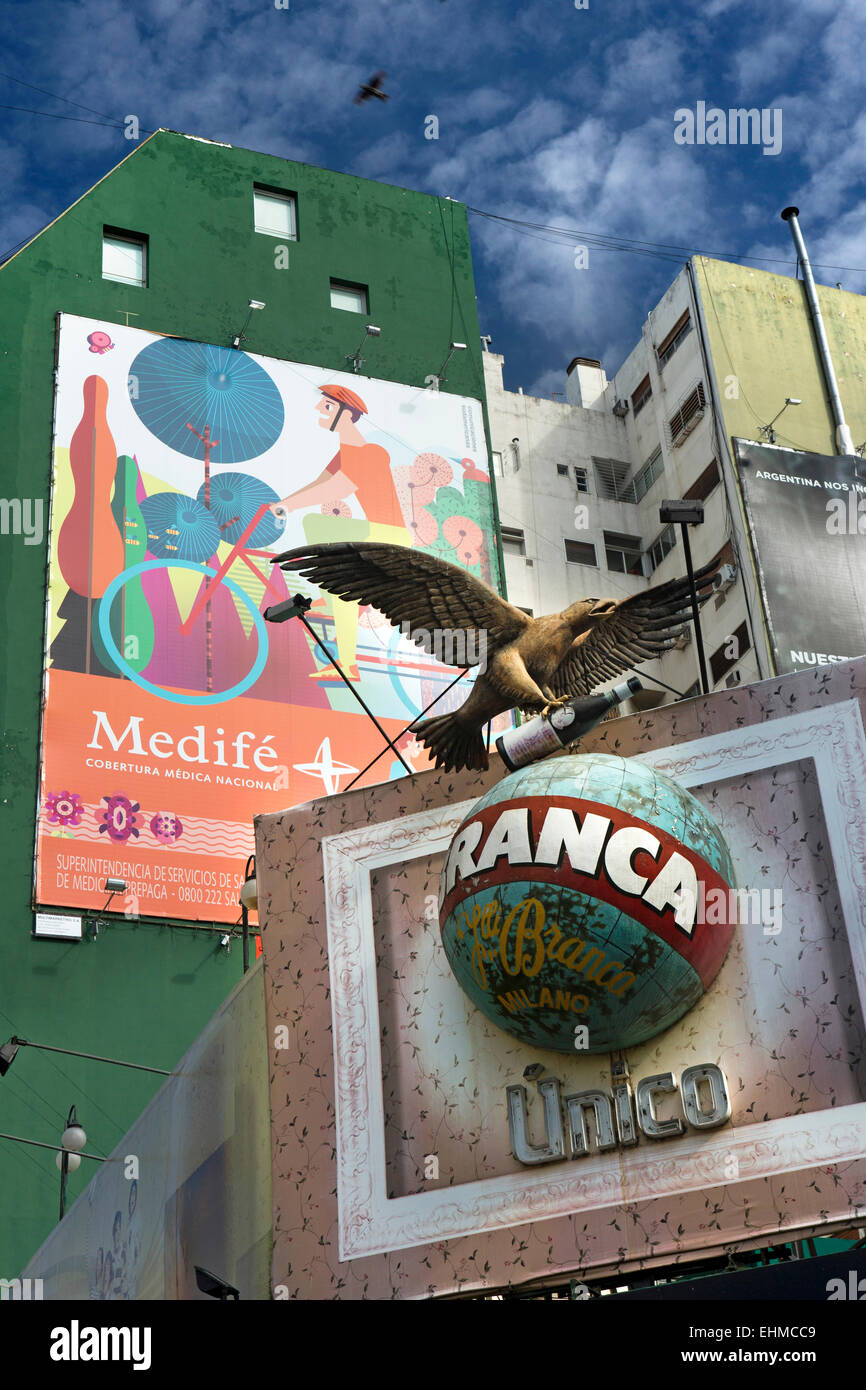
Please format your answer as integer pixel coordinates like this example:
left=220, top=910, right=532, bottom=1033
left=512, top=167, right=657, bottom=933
left=2, top=0, right=865, bottom=396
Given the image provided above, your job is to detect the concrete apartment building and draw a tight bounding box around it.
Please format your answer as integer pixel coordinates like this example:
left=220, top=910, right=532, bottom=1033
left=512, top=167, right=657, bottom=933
left=486, top=248, right=866, bottom=710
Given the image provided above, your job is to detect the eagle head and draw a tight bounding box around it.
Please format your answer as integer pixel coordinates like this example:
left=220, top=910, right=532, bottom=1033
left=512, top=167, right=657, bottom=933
left=561, top=596, right=618, bottom=636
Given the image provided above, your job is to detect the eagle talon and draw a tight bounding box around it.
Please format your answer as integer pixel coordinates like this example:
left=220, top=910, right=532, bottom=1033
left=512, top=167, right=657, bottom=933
left=539, top=696, right=569, bottom=717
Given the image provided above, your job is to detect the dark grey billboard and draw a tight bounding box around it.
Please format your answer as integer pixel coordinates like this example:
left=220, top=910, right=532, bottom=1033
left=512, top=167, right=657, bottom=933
left=734, top=439, right=866, bottom=675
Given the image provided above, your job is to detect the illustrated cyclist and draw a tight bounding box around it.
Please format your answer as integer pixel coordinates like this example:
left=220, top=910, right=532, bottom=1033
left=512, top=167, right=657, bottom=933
left=269, top=384, right=411, bottom=680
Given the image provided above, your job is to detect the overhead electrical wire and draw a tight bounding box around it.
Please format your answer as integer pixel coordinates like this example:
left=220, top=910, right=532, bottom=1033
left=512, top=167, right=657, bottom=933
left=466, top=205, right=866, bottom=276
left=1, top=71, right=864, bottom=279
left=0, top=64, right=863, bottom=280
left=0, top=103, right=127, bottom=129
left=2, top=1134, right=63, bottom=1199
left=0, top=1005, right=131, bottom=1151
left=0, top=67, right=124, bottom=122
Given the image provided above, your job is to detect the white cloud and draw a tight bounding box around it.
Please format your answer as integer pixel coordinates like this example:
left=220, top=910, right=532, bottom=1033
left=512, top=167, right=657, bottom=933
left=598, top=32, right=686, bottom=113
left=726, top=30, right=804, bottom=90
left=0, top=0, right=863, bottom=392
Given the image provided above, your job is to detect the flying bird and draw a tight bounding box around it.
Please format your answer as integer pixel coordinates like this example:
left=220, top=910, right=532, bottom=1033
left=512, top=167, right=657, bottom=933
left=274, top=542, right=720, bottom=774
left=354, top=72, right=389, bottom=105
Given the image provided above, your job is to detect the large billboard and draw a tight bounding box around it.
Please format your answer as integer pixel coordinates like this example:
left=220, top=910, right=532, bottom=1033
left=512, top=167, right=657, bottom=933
left=257, top=656, right=866, bottom=1296
left=734, top=439, right=866, bottom=675
left=37, top=315, right=502, bottom=923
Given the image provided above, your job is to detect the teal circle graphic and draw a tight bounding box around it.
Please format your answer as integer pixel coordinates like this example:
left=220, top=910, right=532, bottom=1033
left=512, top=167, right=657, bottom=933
left=97, top=559, right=269, bottom=705
left=440, top=753, right=736, bottom=1053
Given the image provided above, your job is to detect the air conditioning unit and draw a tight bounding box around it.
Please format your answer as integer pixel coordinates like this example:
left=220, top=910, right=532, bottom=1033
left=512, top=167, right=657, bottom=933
left=612, top=399, right=629, bottom=417
left=672, top=626, right=692, bottom=649
left=712, top=563, right=737, bottom=593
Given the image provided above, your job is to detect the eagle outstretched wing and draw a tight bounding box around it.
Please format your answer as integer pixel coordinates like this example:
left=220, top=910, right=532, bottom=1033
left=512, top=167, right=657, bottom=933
left=553, top=561, right=721, bottom=698
left=273, top=541, right=530, bottom=665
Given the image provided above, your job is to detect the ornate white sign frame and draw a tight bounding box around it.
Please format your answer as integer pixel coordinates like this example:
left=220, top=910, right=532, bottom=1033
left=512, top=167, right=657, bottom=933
left=323, top=700, right=866, bottom=1259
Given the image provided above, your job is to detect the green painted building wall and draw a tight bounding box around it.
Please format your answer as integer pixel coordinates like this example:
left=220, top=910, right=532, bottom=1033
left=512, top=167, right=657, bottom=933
left=0, top=129, right=491, bottom=1273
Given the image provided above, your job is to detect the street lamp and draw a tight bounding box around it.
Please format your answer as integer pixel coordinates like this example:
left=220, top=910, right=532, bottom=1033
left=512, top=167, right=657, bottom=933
left=239, top=855, right=258, bottom=974
left=58, top=1106, right=86, bottom=1220
left=659, top=500, right=710, bottom=696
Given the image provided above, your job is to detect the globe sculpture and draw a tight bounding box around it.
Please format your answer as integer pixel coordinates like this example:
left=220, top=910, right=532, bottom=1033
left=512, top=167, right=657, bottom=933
left=439, top=753, right=737, bottom=1053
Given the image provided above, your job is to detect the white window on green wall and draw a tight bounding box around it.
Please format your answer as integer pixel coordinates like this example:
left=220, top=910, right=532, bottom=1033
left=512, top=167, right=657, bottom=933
left=102, top=231, right=147, bottom=287
left=253, top=187, right=297, bottom=239
left=330, top=280, right=369, bottom=313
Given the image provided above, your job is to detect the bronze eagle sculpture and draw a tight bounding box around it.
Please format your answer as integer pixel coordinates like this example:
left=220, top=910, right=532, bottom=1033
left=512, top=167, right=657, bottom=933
left=273, top=542, right=719, bottom=774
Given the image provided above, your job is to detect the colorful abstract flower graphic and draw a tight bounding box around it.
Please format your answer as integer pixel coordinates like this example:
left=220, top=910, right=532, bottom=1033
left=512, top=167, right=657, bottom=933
left=43, top=790, right=85, bottom=828
left=408, top=453, right=452, bottom=507
left=150, top=811, right=183, bottom=845
left=442, top=514, right=484, bottom=566
left=408, top=507, right=439, bottom=546
left=97, top=793, right=141, bottom=842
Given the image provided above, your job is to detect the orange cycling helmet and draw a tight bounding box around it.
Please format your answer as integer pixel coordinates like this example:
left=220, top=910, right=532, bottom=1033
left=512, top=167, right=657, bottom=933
left=318, top=384, right=368, bottom=415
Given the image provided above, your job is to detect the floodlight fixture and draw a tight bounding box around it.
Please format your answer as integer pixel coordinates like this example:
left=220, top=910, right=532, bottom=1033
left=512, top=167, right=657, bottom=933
left=523, top=1063, right=546, bottom=1082
left=0, top=1040, right=20, bottom=1076
left=101, top=877, right=127, bottom=914
left=659, top=499, right=705, bottom=527
left=759, top=396, right=801, bottom=444
left=232, top=298, right=267, bottom=348
left=195, top=1265, right=240, bottom=1300
left=435, top=340, right=468, bottom=384
left=347, top=324, right=382, bottom=373
left=263, top=593, right=313, bottom=624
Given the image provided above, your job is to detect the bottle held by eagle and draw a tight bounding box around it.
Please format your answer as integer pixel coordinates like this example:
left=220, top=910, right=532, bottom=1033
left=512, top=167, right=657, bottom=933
left=495, top=677, right=643, bottom=772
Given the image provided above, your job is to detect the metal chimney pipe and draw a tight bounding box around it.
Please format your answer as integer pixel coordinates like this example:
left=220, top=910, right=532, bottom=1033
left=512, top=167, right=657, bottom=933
left=781, top=207, right=855, bottom=455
